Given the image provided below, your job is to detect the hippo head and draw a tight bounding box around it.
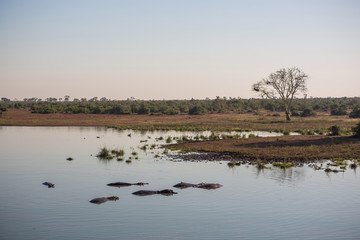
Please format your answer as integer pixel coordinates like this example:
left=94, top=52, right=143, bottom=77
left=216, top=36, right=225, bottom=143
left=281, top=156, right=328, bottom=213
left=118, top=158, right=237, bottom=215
left=158, top=189, right=177, bottom=195
left=107, top=196, right=119, bottom=201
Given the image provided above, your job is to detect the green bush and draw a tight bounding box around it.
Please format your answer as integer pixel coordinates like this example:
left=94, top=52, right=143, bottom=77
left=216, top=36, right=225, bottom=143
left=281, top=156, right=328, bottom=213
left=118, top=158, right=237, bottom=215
left=301, top=108, right=317, bottom=117
left=352, top=122, right=360, bottom=138
left=189, top=105, right=206, bottom=115
left=328, top=125, right=341, bottom=136
left=331, top=107, right=347, bottom=116
left=291, top=110, right=300, bottom=116
left=349, top=105, right=360, bottom=118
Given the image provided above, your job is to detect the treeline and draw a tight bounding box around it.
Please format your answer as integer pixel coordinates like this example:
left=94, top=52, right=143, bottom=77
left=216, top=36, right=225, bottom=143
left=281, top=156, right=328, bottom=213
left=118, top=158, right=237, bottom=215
left=1, top=97, right=360, bottom=118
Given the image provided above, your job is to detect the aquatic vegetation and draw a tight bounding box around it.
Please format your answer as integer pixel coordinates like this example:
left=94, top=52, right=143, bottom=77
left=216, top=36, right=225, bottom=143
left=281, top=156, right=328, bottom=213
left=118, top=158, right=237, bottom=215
left=97, top=147, right=125, bottom=160
left=66, top=157, right=73, bottom=161
left=272, top=162, right=292, bottom=168
left=283, top=130, right=290, bottom=136
left=156, top=136, right=164, bottom=141
left=227, top=162, right=236, bottom=167
left=131, top=151, right=138, bottom=156
left=96, top=147, right=113, bottom=160
left=257, top=162, right=266, bottom=169
left=139, top=145, right=147, bottom=151
left=166, top=136, right=172, bottom=143
left=111, top=149, right=125, bottom=157
left=350, top=162, right=357, bottom=169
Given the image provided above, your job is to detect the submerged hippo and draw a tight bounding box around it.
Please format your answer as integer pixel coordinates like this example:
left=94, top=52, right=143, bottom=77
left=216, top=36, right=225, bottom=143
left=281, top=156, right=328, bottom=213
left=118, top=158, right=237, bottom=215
left=89, top=196, right=119, bottom=204
left=42, top=182, right=55, bottom=188
left=197, top=183, right=223, bottom=190
left=107, top=182, right=148, bottom=187
left=173, top=182, right=198, bottom=189
left=132, top=189, right=177, bottom=196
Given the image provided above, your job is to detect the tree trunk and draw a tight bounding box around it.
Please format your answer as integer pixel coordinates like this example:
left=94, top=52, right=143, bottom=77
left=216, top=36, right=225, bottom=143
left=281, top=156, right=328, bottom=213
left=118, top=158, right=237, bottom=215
left=285, top=110, right=291, bottom=121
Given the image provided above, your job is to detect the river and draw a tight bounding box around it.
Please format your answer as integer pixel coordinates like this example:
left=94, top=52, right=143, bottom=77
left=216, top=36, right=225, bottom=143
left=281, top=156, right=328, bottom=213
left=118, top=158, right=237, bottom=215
left=0, top=126, right=359, bottom=239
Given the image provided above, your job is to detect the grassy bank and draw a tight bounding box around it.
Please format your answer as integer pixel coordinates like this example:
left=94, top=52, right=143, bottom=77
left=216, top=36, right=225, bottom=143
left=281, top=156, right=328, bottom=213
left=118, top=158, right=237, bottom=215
left=0, top=109, right=358, bottom=132
left=167, top=135, right=360, bottom=162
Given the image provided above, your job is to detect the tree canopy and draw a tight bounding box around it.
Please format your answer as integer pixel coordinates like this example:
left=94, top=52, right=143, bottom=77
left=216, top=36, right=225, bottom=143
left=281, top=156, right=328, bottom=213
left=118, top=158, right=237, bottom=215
left=253, top=67, right=308, bottom=120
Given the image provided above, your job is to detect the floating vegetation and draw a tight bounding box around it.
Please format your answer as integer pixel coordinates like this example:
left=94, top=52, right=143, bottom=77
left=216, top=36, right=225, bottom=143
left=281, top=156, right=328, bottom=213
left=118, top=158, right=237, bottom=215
left=272, top=162, right=292, bottom=168
left=257, top=162, right=266, bottom=169
left=139, top=145, right=147, bottom=151
left=324, top=168, right=344, bottom=173
left=125, top=159, right=132, bottom=163
left=350, top=162, right=357, bottom=169
left=66, top=157, right=73, bottom=161
left=228, top=161, right=241, bottom=168
left=155, top=136, right=164, bottom=141
left=117, top=157, right=123, bottom=161
left=131, top=151, right=138, bottom=156
left=127, top=133, right=131, bottom=137
left=97, top=147, right=125, bottom=160
left=154, top=154, right=160, bottom=158
left=227, top=162, right=237, bottom=167
left=96, top=147, right=113, bottom=160
left=111, top=149, right=125, bottom=157
left=166, top=136, right=172, bottom=144
left=283, top=130, right=290, bottom=136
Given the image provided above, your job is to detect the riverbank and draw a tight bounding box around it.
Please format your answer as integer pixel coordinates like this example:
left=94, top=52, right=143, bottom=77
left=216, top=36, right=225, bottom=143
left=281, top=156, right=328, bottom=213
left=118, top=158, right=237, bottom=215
left=0, top=109, right=357, bottom=132
left=167, top=135, right=360, bottom=162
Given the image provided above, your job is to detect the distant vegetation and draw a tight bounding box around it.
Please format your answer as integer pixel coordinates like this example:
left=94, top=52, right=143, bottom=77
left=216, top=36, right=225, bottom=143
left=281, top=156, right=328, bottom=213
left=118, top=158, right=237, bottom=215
left=1, top=96, right=360, bottom=118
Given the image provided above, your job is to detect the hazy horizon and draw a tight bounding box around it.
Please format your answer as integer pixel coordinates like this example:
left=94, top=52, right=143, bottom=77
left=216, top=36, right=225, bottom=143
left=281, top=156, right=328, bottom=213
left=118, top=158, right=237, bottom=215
left=1, top=0, right=359, bottom=100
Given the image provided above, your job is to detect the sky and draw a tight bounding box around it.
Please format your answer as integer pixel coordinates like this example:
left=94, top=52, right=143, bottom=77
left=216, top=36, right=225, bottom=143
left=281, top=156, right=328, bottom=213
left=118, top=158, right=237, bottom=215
left=0, top=0, right=359, bottom=100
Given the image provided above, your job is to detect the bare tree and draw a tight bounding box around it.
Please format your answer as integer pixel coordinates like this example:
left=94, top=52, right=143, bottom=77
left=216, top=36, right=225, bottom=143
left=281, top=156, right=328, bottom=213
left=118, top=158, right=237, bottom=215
left=252, top=67, right=308, bottom=121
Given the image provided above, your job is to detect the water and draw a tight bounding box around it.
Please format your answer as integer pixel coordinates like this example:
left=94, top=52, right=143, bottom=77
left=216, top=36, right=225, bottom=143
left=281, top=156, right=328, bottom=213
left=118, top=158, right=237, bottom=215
left=0, top=127, right=359, bottom=240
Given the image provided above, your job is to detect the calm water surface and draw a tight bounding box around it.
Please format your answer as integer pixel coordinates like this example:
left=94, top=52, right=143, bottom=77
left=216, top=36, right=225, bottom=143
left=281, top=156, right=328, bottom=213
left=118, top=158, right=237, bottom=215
left=0, top=127, right=359, bottom=240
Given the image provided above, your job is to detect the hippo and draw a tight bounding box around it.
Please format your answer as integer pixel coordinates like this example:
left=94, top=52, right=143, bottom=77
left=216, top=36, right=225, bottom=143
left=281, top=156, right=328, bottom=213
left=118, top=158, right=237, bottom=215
left=197, top=183, right=223, bottom=190
left=173, top=182, right=198, bottom=189
left=90, top=196, right=119, bottom=204
left=132, top=189, right=177, bottom=196
left=42, top=182, right=55, bottom=188
left=107, top=182, right=148, bottom=187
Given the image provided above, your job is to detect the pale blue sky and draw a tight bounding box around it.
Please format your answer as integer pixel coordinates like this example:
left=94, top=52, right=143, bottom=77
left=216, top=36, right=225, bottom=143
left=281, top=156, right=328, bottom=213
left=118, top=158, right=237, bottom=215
left=0, top=0, right=359, bottom=100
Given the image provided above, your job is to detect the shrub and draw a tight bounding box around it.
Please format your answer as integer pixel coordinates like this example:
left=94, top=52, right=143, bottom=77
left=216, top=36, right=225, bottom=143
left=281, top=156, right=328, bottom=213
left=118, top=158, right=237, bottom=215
left=352, top=122, right=360, bottom=138
left=331, top=107, right=347, bottom=116
left=291, top=110, right=300, bottom=116
left=349, top=105, right=360, bottom=118
left=189, top=105, right=206, bottom=115
left=328, top=125, right=341, bottom=136
left=301, top=108, right=317, bottom=117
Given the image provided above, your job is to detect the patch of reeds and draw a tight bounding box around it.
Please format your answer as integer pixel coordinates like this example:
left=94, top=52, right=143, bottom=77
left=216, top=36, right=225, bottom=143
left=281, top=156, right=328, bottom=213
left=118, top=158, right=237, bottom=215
left=97, top=147, right=125, bottom=160
left=272, top=162, right=292, bottom=168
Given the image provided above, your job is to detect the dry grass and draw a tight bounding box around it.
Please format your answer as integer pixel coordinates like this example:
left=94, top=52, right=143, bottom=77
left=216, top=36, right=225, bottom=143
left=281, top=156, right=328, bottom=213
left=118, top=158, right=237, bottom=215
left=168, top=135, right=360, bottom=161
left=0, top=109, right=358, bottom=132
